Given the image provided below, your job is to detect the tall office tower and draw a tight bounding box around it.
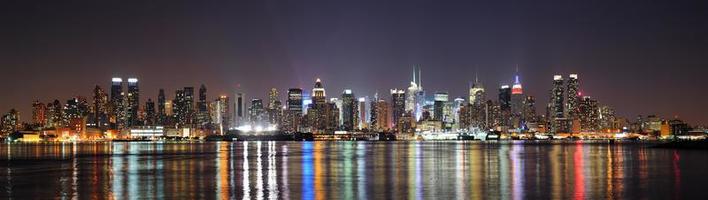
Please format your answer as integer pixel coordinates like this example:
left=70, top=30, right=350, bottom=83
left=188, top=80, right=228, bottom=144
left=49, top=99, right=65, bottom=128
left=287, top=88, right=303, bottom=113
left=406, top=65, right=423, bottom=117
left=126, top=78, right=139, bottom=127
left=579, top=96, right=599, bottom=131
left=32, top=101, right=47, bottom=128
left=498, top=85, right=511, bottom=111
left=566, top=74, right=580, bottom=119
left=598, top=105, right=616, bottom=130
left=329, top=98, right=342, bottom=126
left=210, top=96, right=230, bottom=135
left=249, top=99, right=265, bottom=126
left=323, top=102, right=340, bottom=133
left=453, top=98, right=465, bottom=124
left=523, top=96, right=537, bottom=123
left=432, top=92, right=449, bottom=122
left=183, top=87, right=195, bottom=126
left=268, top=88, right=280, bottom=109
left=92, top=86, right=109, bottom=128
left=341, top=89, right=357, bottom=131
left=267, top=88, right=283, bottom=125
left=358, top=97, right=367, bottom=130
left=174, top=89, right=188, bottom=127
left=110, top=78, right=124, bottom=129
left=312, top=78, right=326, bottom=105
left=164, top=100, right=173, bottom=117
left=369, top=94, right=379, bottom=130
left=391, top=89, right=406, bottom=128
left=233, top=92, right=246, bottom=127
left=469, top=74, right=485, bottom=105
left=196, top=84, right=210, bottom=128
left=1, top=109, right=19, bottom=135
left=284, top=88, right=303, bottom=132
left=549, top=75, right=566, bottom=133
left=510, top=75, right=525, bottom=128
left=145, top=98, right=155, bottom=125
left=64, top=98, right=82, bottom=123
left=372, top=98, right=390, bottom=131
left=157, top=89, right=166, bottom=125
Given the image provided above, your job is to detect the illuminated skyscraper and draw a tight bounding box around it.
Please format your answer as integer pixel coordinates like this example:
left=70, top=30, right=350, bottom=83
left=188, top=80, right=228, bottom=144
left=469, top=74, right=485, bottom=105
left=174, top=87, right=195, bottom=127
left=1, top=109, right=19, bottom=136
left=579, top=96, right=599, bottom=131
left=566, top=74, right=580, bottom=119
left=406, top=65, right=423, bottom=120
left=210, top=96, right=230, bottom=134
left=196, top=84, right=210, bottom=127
left=391, top=89, right=406, bottom=128
left=157, top=89, right=167, bottom=125
left=284, top=88, right=303, bottom=132
left=92, top=86, right=109, bottom=128
left=233, top=92, right=246, bottom=127
left=341, top=89, right=357, bottom=131
left=249, top=98, right=265, bottom=125
left=433, top=92, right=449, bottom=121
left=510, top=75, right=525, bottom=129
left=358, top=97, right=367, bottom=130
left=126, top=78, right=139, bottom=127
left=498, top=85, right=511, bottom=111
left=312, top=78, right=326, bottom=105
left=31, top=101, right=47, bottom=128
left=110, top=78, right=124, bottom=129
left=266, top=88, right=282, bottom=125
left=549, top=75, right=566, bottom=133
left=145, top=98, right=155, bottom=125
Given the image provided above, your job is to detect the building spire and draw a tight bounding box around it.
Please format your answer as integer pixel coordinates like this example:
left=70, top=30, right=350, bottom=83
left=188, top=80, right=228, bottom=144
left=418, top=66, right=422, bottom=88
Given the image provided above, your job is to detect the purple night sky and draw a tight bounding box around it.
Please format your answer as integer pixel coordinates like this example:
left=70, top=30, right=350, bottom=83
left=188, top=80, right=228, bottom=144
left=0, top=0, right=706, bottom=124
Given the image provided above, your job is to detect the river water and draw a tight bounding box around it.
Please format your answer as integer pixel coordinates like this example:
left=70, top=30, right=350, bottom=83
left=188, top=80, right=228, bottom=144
left=0, top=141, right=706, bottom=199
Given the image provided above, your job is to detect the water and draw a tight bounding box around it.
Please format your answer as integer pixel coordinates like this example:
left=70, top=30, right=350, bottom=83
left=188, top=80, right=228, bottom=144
left=0, top=141, right=706, bottom=199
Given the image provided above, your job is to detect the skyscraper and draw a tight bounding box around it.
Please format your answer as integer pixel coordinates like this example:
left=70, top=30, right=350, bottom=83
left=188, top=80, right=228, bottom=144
left=371, top=96, right=390, bottom=132
left=549, top=75, right=566, bottom=133
left=126, top=78, right=139, bottom=127
left=312, top=78, right=326, bottom=105
left=498, top=85, right=511, bottom=111
left=469, top=74, right=485, bottom=105
left=566, top=74, right=580, bottom=119
left=341, top=89, right=357, bottom=131
left=358, top=97, right=367, bottom=130
left=391, top=89, right=406, bottom=128
left=110, top=78, right=124, bottom=129
left=92, top=86, right=109, bottom=128
left=249, top=99, right=265, bottom=125
left=197, top=84, right=210, bottom=127
left=287, top=88, right=303, bottom=114
left=210, top=96, right=230, bottom=135
left=233, top=92, right=246, bottom=127
left=145, top=98, right=155, bottom=125
left=433, top=92, right=449, bottom=121
left=157, top=89, right=167, bottom=125
left=31, top=101, right=46, bottom=128
left=1, top=109, right=19, bottom=136
left=579, top=96, right=599, bottom=131
left=510, top=75, right=525, bottom=129
left=406, top=65, right=423, bottom=119
left=267, top=88, right=283, bottom=125
left=284, top=88, right=303, bottom=133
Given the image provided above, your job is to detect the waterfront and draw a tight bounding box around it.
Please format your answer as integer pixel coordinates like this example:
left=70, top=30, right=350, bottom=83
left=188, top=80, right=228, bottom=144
left=1, top=142, right=706, bottom=199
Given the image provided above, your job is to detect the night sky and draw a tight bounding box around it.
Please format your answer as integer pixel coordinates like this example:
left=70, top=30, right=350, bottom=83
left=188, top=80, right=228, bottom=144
left=1, top=0, right=707, bottom=125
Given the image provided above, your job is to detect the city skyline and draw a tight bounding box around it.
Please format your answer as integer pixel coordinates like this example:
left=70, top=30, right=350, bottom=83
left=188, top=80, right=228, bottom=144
left=1, top=0, right=707, bottom=125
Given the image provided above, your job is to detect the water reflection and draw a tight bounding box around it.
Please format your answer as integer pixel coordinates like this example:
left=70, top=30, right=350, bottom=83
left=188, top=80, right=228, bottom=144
left=0, top=142, right=707, bottom=199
